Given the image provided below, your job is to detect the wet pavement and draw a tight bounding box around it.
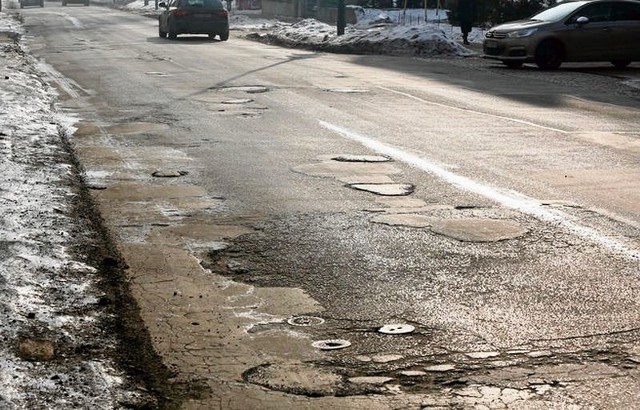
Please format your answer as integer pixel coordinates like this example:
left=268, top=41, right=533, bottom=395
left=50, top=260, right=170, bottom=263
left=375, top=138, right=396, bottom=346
left=10, top=3, right=640, bottom=409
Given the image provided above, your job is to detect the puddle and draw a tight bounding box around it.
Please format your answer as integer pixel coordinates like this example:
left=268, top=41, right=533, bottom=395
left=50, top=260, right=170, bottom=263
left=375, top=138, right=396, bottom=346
left=348, top=183, right=415, bottom=196
left=430, top=218, right=528, bottom=242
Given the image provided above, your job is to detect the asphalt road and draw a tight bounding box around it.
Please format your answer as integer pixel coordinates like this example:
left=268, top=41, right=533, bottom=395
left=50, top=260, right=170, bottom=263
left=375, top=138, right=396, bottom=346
left=21, top=3, right=640, bottom=408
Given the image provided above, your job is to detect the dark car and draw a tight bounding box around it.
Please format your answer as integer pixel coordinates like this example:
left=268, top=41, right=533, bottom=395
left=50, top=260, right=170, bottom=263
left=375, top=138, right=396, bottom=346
left=20, top=0, right=44, bottom=7
left=483, top=0, right=640, bottom=69
left=62, top=0, right=90, bottom=6
left=158, top=0, right=229, bottom=41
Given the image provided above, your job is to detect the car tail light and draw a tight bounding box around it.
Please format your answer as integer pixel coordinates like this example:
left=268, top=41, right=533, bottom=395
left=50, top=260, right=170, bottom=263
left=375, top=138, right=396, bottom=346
left=173, top=10, right=189, bottom=16
left=215, top=9, right=228, bottom=17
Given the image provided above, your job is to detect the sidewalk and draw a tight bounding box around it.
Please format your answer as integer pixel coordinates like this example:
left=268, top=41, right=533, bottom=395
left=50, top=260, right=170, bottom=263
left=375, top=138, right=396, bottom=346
left=0, top=9, right=151, bottom=408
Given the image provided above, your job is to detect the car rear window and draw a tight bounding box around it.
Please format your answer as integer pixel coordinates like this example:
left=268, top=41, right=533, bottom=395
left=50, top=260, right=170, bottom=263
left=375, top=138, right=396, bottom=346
left=180, top=0, right=223, bottom=8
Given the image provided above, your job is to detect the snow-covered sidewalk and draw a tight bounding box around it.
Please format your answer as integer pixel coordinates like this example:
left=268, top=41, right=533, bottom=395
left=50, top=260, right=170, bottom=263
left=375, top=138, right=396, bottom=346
left=0, top=11, right=148, bottom=409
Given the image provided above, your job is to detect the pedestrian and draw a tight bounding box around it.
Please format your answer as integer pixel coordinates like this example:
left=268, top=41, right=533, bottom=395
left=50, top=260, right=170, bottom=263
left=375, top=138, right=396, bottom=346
left=457, top=0, right=476, bottom=45
left=226, top=0, right=231, bottom=10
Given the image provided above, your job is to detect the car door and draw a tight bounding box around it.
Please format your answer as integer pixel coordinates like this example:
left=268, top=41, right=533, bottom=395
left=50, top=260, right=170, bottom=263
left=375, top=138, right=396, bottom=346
left=609, top=1, right=640, bottom=60
left=563, top=2, right=616, bottom=61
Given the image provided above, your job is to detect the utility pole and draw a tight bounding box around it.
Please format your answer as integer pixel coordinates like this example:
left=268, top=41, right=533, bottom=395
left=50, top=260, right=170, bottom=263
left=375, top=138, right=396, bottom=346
left=337, top=0, right=345, bottom=35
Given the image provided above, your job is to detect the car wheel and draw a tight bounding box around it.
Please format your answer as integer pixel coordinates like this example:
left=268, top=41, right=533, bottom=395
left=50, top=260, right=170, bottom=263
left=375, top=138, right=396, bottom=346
left=219, top=30, right=229, bottom=41
left=534, top=40, right=563, bottom=70
left=611, top=60, right=631, bottom=69
left=168, top=20, right=178, bottom=39
left=503, top=61, right=523, bottom=69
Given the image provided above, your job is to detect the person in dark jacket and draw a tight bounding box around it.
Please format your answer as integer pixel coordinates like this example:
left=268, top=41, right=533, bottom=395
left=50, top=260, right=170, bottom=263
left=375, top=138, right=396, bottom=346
left=457, top=0, right=476, bottom=45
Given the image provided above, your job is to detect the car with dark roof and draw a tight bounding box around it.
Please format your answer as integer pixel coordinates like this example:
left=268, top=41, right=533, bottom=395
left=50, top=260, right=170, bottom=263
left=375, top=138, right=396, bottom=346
left=483, top=0, right=640, bottom=69
left=158, top=0, right=229, bottom=41
left=19, top=0, right=44, bottom=8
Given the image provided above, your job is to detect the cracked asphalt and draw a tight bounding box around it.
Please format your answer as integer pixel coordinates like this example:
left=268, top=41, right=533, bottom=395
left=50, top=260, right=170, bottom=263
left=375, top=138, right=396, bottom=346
left=6, top=1, right=640, bottom=408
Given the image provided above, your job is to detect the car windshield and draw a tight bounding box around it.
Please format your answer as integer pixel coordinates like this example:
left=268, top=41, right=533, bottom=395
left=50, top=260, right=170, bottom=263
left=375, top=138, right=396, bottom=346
left=530, top=1, right=589, bottom=21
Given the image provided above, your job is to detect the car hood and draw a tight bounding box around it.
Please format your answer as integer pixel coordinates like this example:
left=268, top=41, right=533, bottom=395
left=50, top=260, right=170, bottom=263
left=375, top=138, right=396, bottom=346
left=491, top=20, right=549, bottom=32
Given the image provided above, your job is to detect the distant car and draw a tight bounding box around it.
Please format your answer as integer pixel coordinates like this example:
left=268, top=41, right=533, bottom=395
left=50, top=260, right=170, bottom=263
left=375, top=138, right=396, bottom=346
left=158, top=0, right=229, bottom=41
left=62, top=0, right=89, bottom=6
left=20, top=0, right=44, bottom=7
left=483, top=0, right=640, bottom=69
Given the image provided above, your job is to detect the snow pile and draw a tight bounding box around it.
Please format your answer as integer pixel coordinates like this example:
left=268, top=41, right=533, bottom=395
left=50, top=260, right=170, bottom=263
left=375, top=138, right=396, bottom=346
left=247, top=16, right=474, bottom=57
left=0, top=13, right=144, bottom=409
left=119, top=0, right=484, bottom=56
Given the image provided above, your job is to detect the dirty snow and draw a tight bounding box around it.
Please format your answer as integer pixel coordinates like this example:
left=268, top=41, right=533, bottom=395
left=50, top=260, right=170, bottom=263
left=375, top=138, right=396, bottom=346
left=0, top=11, right=143, bottom=409
left=124, top=0, right=485, bottom=55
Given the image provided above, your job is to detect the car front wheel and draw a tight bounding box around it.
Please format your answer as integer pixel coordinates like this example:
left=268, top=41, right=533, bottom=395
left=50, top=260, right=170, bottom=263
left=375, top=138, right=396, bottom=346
left=535, top=40, right=563, bottom=70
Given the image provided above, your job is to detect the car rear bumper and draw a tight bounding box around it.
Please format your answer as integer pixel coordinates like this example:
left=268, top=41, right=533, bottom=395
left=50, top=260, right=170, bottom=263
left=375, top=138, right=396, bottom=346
left=174, top=19, right=228, bottom=34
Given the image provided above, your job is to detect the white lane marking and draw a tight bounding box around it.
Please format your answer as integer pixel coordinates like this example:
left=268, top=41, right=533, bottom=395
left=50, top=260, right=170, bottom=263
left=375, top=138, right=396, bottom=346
left=319, top=120, right=640, bottom=260
left=55, top=13, right=85, bottom=29
left=378, top=86, right=570, bottom=134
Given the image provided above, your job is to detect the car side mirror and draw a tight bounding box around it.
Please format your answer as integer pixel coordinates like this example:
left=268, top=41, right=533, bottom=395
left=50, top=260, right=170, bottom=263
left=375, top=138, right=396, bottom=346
left=576, top=16, right=589, bottom=25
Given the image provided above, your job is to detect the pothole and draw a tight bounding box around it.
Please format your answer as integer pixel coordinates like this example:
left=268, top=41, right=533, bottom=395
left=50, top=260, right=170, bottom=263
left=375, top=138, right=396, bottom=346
left=243, top=363, right=342, bottom=396
left=378, top=324, right=415, bottom=335
left=144, top=71, right=171, bottom=77
left=430, top=218, right=528, bottom=242
left=152, top=169, right=188, bottom=178
left=287, top=316, right=325, bottom=327
left=323, top=88, right=370, bottom=93
left=221, top=98, right=254, bottom=104
left=211, top=85, right=269, bottom=94
left=348, top=183, right=415, bottom=196
left=332, top=154, right=391, bottom=163
left=312, top=339, right=351, bottom=350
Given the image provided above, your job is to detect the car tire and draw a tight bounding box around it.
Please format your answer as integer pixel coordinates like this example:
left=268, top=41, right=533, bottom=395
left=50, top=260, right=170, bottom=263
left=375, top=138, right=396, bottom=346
left=168, top=20, right=178, bottom=39
left=534, top=40, right=563, bottom=70
left=219, top=30, right=229, bottom=41
left=503, top=61, right=523, bottom=69
left=611, top=60, right=631, bottom=69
